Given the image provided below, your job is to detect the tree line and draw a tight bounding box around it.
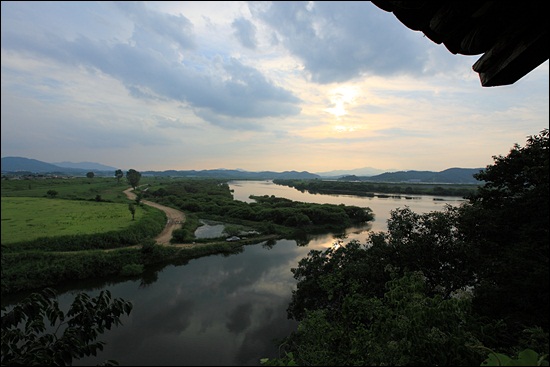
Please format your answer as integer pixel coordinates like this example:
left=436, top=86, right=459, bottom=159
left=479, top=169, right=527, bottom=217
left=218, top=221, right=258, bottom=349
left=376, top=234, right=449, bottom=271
left=273, top=178, right=479, bottom=197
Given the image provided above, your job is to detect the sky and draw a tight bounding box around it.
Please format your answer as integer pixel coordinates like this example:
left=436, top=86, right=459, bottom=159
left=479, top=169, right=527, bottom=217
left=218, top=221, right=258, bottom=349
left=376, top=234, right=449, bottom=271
left=1, top=1, right=548, bottom=174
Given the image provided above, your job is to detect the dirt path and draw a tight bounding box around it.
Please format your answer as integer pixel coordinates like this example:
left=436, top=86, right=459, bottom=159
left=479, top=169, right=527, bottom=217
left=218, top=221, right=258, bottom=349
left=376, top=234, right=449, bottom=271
left=123, top=187, right=185, bottom=245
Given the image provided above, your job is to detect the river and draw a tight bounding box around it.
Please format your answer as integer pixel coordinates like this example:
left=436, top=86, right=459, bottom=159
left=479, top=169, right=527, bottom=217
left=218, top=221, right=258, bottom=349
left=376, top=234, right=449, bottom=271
left=2, top=180, right=466, bottom=366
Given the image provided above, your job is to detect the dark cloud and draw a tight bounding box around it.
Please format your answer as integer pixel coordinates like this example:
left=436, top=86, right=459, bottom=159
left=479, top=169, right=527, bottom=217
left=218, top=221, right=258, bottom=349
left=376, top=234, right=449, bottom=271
left=1, top=2, right=301, bottom=127
left=114, top=1, right=196, bottom=51
left=232, top=17, right=258, bottom=49
left=251, top=1, right=431, bottom=84
left=226, top=302, right=253, bottom=333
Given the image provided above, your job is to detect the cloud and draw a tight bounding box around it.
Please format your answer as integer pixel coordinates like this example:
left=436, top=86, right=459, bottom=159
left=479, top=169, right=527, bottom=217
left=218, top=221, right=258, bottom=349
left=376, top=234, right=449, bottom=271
left=251, top=1, right=439, bottom=84
left=232, top=17, right=258, bottom=49
left=0, top=2, right=301, bottom=127
left=114, top=1, right=196, bottom=51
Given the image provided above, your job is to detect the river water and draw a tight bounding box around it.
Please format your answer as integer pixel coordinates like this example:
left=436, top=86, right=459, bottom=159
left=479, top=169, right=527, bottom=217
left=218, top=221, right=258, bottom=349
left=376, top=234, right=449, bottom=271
left=2, top=180, right=466, bottom=366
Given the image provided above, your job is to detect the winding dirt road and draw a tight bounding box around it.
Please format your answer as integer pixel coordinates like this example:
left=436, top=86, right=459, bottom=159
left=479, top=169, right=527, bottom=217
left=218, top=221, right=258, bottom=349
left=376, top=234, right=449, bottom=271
left=123, top=187, right=185, bottom=245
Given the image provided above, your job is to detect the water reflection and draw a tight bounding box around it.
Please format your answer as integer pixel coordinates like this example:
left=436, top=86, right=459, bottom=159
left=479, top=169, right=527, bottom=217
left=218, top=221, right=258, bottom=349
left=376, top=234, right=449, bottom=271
left=69, top=239, right=305, bottom=366
left=195, top=219, right=226, bottom=239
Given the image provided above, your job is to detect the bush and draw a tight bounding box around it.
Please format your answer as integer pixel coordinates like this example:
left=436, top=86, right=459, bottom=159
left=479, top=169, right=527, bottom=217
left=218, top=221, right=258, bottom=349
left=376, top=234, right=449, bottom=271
left=120, top=263, right=144, bottom=276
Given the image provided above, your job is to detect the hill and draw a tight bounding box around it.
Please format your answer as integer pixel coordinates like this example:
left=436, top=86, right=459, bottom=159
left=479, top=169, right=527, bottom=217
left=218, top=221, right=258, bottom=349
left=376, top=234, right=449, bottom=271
left=339, top=168, right=484, bottom=184
left=315, top=166, right=395, bottom=177
left=52, top=161, right=118, bottom=171
left=0, top=157, right=79, bottom=173
left=141, top=169, right=320, bottom=180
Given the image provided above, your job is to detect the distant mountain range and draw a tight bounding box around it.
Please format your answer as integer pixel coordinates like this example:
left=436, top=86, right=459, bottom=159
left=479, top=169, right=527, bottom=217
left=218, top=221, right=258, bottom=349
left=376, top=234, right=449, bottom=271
left=1, top=156, right=484, bottom=183
left=1, top=157, right=118, bottom=174
left=314, top=166, right=396, bottom=177
left=52, top=161, right=118, bottom=171
left=338, top=167, right=484, bottom=184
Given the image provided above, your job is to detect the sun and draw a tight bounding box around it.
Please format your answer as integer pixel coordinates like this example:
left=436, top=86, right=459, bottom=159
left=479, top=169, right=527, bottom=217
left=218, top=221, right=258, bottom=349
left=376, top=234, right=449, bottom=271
left=325, top=85, right=360, bottom=119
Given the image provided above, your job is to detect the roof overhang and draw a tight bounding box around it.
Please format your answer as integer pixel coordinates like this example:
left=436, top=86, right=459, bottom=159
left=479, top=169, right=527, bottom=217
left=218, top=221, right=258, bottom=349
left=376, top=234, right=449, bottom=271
left=371, top=1, right=549, bottom=87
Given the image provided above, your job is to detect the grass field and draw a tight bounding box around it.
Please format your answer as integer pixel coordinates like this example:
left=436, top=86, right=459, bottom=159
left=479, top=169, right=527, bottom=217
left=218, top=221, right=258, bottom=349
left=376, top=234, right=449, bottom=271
left=0, top=177, right=130, bottom=202
left=1, top=197, right=142, bottom=244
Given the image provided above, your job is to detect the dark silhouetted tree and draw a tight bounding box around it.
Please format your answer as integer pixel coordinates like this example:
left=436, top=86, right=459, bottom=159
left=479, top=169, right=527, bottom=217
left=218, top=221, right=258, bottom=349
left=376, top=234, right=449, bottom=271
left=115, top=169, right=124, bottom=184
left=126, top=169, right=141, bottom=190
left=128, top=203, right=136, bottom=220
left=1, top=288, right=132, bottom=366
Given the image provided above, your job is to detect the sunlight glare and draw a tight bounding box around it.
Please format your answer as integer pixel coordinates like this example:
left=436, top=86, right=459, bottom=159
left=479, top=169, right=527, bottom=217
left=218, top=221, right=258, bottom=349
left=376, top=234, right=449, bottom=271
left=325, top=85, right=360, bottom=119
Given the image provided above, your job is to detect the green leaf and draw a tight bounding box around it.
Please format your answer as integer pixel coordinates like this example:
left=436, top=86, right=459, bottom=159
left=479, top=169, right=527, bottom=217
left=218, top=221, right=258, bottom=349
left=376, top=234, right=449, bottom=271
left=482, top=353, right=512, bottom=366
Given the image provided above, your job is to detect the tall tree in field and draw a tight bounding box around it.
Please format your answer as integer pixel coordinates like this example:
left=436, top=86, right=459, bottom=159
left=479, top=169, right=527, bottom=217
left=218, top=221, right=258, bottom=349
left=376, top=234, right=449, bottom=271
left=115, top=169, right=124, bottom=184
left=126, top=169, right=141, bottom=190
left=86, top=171, right=94, bottom=179
left=128, top=203, right=136, bottom=220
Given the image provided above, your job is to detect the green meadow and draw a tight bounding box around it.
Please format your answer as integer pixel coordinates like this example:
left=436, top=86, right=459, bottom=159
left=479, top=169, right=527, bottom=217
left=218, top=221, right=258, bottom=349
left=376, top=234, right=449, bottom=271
left=1, top=197, right=141, bottom=244
left=0, top=177, right=130, bottom=202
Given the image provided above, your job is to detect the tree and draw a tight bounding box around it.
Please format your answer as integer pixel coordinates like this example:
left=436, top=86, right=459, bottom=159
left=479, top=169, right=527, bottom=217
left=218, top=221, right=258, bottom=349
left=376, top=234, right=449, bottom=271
left=46, top=189, right=58, bottom=198
left=115, top=169, right=124, bottom=184
left=459, top=128, right=549, bottom=336
left=277, top=271, right=485, bottom=366
left=128, top=203, right=136, bottom=220
left=135, top=192, right=143, bottom=206
left=1, top=288, right=133, bottom=366
left=86, top=171, right=95, bottom=179
left=126, top=169, right=141, bottom=190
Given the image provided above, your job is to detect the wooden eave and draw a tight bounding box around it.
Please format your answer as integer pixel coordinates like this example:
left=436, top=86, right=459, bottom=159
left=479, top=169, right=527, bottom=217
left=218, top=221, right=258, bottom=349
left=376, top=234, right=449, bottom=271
left=371, top=0, right=549, bottom=87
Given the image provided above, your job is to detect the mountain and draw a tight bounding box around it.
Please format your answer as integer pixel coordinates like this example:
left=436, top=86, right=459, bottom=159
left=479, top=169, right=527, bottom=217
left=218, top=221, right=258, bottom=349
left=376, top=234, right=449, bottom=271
left=52, top=161, right=118, bottom=171
left=315, top=166, right=396, bottom=177
left=340, top=168, right=484, bottom=184
left=141, top=169, right=320, bottom=180
left=1, top=157, right=116, bottom=175
left=1, top=156, right=76, bottom=173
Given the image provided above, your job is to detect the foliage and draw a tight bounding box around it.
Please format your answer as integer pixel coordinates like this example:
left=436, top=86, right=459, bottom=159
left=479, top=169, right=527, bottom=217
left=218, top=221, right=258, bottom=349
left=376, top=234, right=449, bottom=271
left=479, top=348, right=549, bottom=366
left=86, top=171, right=95, bottom=179
left=134, top=192, right=143, bottom=206
left=273, top=178, right=478, bottom=197
left=126, top=169, right=141, bottom=189
left=461, top=128, right=549, bottom=337
left=1, top=287, right=133, bottom=366
left=260, top=351, right=298, bottom=366
left=114, top=169, right=123, bottom=184
left=222, top=224, right=241, bottom=237
left=46, top=189, right=58, bottom=198
left=120, top=263, right=144, bottom=276
left=128, top=203, right=136, bottom=220
left=276, top=271, right=484, bottom=366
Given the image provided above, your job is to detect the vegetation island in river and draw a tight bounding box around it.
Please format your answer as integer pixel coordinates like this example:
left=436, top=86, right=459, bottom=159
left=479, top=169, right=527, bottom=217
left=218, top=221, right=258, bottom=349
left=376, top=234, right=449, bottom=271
left=273, top=178, right=479, bottom=198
